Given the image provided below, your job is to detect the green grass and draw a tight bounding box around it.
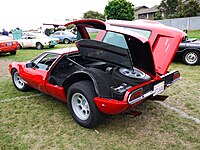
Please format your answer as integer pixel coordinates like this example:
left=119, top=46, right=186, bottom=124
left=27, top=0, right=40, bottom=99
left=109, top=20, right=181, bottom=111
left=0, top=37, right=200, bottom=149
left=188, top=30, right=200, bottom=39
left=88, top=32, right=98, bottom=40
left=0, top=44, right=74, bottom=62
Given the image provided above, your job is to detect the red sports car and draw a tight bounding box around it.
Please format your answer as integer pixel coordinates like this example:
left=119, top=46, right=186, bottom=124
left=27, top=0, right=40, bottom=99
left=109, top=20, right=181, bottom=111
left=0, top=35, right=19, bottom=55
left=9, top=19, right=185, bottom=128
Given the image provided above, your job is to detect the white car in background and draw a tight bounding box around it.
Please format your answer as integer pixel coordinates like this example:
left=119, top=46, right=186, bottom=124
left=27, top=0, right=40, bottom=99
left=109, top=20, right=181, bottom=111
left=18, top=33, right=59, bottom=50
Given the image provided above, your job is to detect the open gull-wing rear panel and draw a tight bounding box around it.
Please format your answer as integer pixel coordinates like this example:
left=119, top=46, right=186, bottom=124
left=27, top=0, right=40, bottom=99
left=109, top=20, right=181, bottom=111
left=66, top=19, right=156, bottom=76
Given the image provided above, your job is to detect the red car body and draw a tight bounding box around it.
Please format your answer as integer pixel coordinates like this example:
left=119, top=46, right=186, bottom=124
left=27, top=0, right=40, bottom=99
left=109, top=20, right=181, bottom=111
left=104, top=19, right=187, bottom=74
left=0, top=35, right=19, bottom=55
left=9, top=19, right=186, bottom=128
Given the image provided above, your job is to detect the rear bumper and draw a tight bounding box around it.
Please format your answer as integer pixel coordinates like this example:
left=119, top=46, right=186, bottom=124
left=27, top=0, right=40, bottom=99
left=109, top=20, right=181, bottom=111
left=49, top=41, right=58, bottom=46
left=43, top=41, right=57, bottom=48
left=0, top=45, right=19, bottom=53
left=94, top=70, right=180, bottom=114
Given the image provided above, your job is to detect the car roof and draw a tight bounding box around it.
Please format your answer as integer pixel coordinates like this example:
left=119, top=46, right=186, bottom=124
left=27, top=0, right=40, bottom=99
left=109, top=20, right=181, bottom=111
left=106, top=19, right=166, bottom=29
left=106, top=19, right=185, bottom=36
left=0, top=35, right=13, bottom=41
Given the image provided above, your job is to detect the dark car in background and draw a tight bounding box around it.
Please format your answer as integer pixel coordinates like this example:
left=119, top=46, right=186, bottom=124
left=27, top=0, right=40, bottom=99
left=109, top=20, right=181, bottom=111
left=175, top=38, right=200, bottom=65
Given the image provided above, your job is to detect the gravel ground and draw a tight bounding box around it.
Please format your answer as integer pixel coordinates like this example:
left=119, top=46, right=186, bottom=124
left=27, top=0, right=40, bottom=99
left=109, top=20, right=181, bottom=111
left=0, top=58, right=12, bottom=77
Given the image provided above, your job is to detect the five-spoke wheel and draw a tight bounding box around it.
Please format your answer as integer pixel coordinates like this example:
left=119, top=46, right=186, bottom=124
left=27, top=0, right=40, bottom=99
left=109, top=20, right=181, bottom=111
left=71, top=93, right=90, bottom=121
left=12, top=70, right=29, bottom=91
left=67, top=81, right=104, bottom=128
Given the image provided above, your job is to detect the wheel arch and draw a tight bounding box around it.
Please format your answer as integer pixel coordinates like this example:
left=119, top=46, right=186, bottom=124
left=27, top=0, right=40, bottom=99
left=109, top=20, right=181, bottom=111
left=36, top=42, right=43, bottom=45
left=181, top=48, right=200, bottom=54
left=63, top=38, right=70, bottom=42
left=9, top=63, right=24, bottom=76
left=62, top=72, right=100, bottom=96
left=11, top=67, right=18, bottom=75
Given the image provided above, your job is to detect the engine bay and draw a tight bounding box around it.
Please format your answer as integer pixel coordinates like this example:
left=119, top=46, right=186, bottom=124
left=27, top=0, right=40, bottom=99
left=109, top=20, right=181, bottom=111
left=48, top=53, right=152, bottom=100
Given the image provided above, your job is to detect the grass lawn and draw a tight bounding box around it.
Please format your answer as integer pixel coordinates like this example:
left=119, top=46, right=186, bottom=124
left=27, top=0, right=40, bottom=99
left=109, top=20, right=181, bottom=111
left=0, top=33, right=200, bottom=149
left=188, top=30, right=200, bottom=39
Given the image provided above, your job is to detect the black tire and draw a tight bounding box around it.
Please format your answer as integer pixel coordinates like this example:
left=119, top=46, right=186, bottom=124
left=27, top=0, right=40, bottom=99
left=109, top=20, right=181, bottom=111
left=10, top=51, right=16, bottom=55
left=36, top=43, right=43, bottom=50
left=12, top=69, right=29, bottom=91
left=183, top=50, right=200, bottom=65
left=67, top=80, right=104, bottom=128
left=49, top=45, right=55, bottom=48
left=63, top=38, right=70, bottom=44
left=112, top=67, right=151, bottom=84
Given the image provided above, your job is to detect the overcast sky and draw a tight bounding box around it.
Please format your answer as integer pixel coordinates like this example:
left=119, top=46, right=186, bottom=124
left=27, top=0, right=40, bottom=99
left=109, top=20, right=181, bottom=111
left=0, top=0, right=161, bottom=31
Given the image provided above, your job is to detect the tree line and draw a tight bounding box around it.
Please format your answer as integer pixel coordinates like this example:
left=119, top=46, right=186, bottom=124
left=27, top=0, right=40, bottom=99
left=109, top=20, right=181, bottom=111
left=82, top=0, right=200, bottom=21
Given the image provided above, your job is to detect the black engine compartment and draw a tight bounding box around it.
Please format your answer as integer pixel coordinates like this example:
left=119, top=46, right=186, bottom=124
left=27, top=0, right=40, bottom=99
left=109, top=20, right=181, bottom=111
left=48, top=53, right=151, bottom=100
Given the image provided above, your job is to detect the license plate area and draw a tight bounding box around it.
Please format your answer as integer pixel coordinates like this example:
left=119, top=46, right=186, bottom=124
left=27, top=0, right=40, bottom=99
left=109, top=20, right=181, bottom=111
left=153, top=81, right=165, bottom=96
left=7, top=42, right=12, bottom=46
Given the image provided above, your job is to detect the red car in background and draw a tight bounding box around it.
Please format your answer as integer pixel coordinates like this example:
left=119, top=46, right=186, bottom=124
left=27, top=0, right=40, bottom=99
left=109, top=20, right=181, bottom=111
left=9, top=19, right=185, bottom=128
left=0, top=35, right=19, bottom=55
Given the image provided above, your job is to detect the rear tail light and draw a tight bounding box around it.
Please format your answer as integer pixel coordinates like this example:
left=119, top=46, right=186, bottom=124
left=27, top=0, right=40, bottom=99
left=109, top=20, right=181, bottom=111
left=173, top=72, right=180, bottom=81
left=128, top=88, right=143, bottom=104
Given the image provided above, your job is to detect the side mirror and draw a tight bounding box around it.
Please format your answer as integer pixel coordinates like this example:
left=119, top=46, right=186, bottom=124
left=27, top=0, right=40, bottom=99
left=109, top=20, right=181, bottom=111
left=26, top=62, right=35, bottom=68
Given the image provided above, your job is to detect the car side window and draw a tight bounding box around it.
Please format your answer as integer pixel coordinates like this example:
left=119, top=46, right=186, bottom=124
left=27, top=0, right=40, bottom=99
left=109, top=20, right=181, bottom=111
left=115, top=26, right=152, bottom=39
left=54, top=32, right=60, bottom=35
left=85, top=27, right=99, bottom=40
left=102, top=31, right=128, bottom=49
left=33, top=53, right=60, bottom=71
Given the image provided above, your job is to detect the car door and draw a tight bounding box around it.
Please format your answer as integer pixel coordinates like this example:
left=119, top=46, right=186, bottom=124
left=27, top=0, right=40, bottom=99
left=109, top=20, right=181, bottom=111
left=53, top=32, right=61, bottom=41
left=22, top=36, right=35, bottom=48
left=20, top=53, right=59, bottom=93
left=45, top=55, right=70, bottom=102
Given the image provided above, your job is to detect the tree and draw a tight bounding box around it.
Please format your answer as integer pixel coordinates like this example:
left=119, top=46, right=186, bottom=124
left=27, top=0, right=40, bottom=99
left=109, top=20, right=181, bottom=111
left=181, top=0, right=200, bottom=17
left=174, top=0, right=184, bottom=18
left=158, top=0, right=179, bottom=18
left=104, top=0, right=134, bottom=20
left=158, top=0, right=200, bottom=19
left=83, top=10, right=106, bottom=21
left=154, top=12, right=163, bottom=20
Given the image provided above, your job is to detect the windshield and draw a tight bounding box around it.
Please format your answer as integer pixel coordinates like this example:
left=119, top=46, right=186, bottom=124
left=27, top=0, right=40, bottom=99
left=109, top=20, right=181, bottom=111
left=112, top=25, right=152, bottom=39
left=102, top=31, right=128, bottom=49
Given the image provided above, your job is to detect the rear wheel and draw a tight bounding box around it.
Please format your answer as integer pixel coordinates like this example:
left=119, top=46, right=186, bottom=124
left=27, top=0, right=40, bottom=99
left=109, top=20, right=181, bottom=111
left=10, top=51, right=16, bottom=55
left=36, top=43, right=43, bottom=50
left=67, top=80, right=104, bottom=128
left=63, top=38, right=70, bottom=44
left=183, top=50, right=200, bottom=65
left=12, top=70, right=29, bottom=91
